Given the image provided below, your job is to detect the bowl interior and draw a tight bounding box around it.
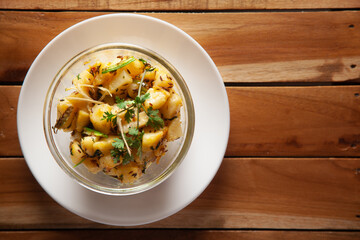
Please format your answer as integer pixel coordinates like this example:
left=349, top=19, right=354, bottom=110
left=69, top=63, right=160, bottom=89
left=44, top=43, right=194, bottom=195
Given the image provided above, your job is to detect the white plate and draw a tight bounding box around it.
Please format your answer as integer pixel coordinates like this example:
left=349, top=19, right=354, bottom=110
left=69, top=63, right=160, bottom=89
left=17, top=13, right=230, bottom=226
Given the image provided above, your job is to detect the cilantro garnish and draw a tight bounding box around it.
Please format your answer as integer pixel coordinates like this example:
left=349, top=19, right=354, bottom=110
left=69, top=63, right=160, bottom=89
left=101, top=111, right=117, bottom=125
left=146, top=107, right=164, bottom=130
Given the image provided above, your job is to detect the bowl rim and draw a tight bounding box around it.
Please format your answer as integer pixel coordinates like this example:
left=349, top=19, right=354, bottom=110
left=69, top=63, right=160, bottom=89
left=43, top=42, right=195, bottom=196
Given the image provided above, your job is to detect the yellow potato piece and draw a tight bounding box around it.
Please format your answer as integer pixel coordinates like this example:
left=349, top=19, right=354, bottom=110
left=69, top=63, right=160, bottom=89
left=108, top=70, right=132, bottom=96
left=142, top=129, right=166, bottom=150
left=81, top=136, right=99, bottom=156
left=153, top=71, right=174, bottom=90
left=90, top=104, right=113, bottom=134
left=70, top=141, right=86, bottom=165
left=160, top=92, right=182, bottom=119
left=92, top=136, right=117, bottom=155
left=144, top=87, right=170, bottom=110
left=167, top=117, right=183, bottom=141
left=76, top=110, right=90, bottom=132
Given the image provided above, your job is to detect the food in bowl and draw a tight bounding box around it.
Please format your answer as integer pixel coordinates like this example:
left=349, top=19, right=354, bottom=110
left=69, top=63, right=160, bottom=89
left=54, top=55, right=183, bottom=184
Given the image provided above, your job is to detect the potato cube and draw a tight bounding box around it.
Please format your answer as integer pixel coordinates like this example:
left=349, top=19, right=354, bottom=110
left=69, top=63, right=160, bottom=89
left=81, top=136, right=99, bottom=156
left=114, top=162, right=142, bottom=183
left=90, top=104, right=114, bottom=134
left=122, top=111, right=149, bottom=134
left=153, top=71, right=174, bottom=90
left=70, top=141, right=86, bottom=165
left=55, top=99, right=77, bottom=130
left=99, top=154, right=120, bottom=172
left=76, top=110, right=90, bottom=132
left=167, top=117, right=183, bottom=141
left=108, top=70, right=132, bottom=96
left=123, top=59, right=145, bottom=78
left=142, top=129, right=166, bottom=150
left=144, top=87, right=170, bottom=110
left=92, top=136, right=117, bottom=155
left=160, top=92, right=182, bottom=119
left=83, top=158, right=101, bottom=174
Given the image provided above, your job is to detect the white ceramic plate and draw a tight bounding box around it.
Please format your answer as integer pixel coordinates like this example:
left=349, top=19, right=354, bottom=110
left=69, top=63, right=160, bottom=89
left=17, top=13, right=230, bottom=226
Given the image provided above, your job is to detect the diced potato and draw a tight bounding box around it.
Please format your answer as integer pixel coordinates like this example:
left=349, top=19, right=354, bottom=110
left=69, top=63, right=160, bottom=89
left=160, top=92, right=182, bottom=119
left=142, top=128, right=167, bottom=150
left=108, top=70, right=132, bottom=96
left=92, top=136, right=117, bottom=155
left=83, top=158, right=101, bottom=174
left=99, top=154, right=121, bottom=172
left=114, top=162, right=142, bottom=183
left=70, top=140, right=86, bottom=165
left=122, top=111, right=149, bottom=133
left=167, top=117, right=183, bottom=141
left=75, top=110, right=90, bottom=132
left=144, top=69, right=156, bottom=81
left=55, top=99, right=77, bottom=130
left=93, top=63, right=113, bottom=86
left=81, top=136, right=99, bottom=156
left=144, top=87, right=170, bottom=110
left=72, top=69, right=94, bottom=86
left=72, top=69, right=94, bottom=97
left=123, top=59, right=145, bottom=78
left=90, top=104, right=114, bottom=134
left=66, top=91, right=90, bottom=111
left=127, top=82, right=139, bottom=99
left=153, top=71, right=174, bottom=90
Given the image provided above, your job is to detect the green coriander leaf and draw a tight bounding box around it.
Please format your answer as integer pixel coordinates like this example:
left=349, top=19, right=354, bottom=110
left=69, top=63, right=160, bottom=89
left=124, top=108, right=134, bottom=123
left=146, top=108, right=164, bottom=130
left=101, top=111, right=117, bottom=124
left=134, top=92, right=150, bottom=105
left=115, top=96, right=122, bottom=104
left=128, top=127, right=139, bottom=136
left=112, top=138, right=125, bottom=150
left=123, top=152, right=133, bottom=165
left=76, top=74, right=80, bottom=80
left=117, top=100, right=135, bottom=110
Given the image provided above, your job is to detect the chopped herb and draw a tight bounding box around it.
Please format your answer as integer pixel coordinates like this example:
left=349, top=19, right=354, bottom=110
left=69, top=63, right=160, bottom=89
left=73, top=157, right=86, bottom=168
left=112, top=138, right=125, bottom=150
left=102, top=57, right=136, bottom=74
left=139, top=58, right=147, bottom=65
left=128, top=127, right=139, bottom=136
left=146, top=107, right=164, bottom=130
left=83, top=127, right=108, bottom=138
left=76, top=74, right=80, bottom=80
left=101, top=111, right=117, bottom=125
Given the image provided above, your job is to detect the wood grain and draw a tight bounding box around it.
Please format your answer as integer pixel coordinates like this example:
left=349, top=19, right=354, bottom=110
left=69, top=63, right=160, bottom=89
left=0, top=157, right=359, bottom=229
left=3, top=85, right=360, bottom=157
left=1, top=12, right=360, bottom=84
left=0, top=230, right=359, bottom=240
left=1, top=0, right=360, bottom=10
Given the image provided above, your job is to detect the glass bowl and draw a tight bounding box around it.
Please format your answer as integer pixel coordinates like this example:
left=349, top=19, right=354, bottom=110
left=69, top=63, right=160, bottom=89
left=44, top=43, right=195, bottom=196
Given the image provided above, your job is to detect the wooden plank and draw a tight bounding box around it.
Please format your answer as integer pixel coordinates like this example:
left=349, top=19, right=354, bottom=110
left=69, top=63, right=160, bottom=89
left=226, top=86, right=360, bottom=156
left=0, top=158, right=359, bottom=229
left=0, top=12, right=360, bottom=84
left=3, top=85, right=360, bottom=157
left=0, top=0, right=359, bottom=10
left=0, top=86, right=21, bottom=156
left=0, top=230, right=359, bottom=240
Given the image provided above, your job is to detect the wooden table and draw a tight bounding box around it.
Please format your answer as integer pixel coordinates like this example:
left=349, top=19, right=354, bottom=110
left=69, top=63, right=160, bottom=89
left=1, top=1, right=360, bottom=239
